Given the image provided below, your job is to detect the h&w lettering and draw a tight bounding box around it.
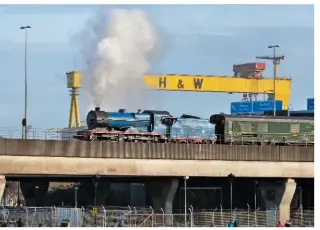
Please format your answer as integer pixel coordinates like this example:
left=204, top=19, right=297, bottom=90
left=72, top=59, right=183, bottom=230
left=159, top=77, right=167, bottom=88
left=193, top=78, right=203, bottom=89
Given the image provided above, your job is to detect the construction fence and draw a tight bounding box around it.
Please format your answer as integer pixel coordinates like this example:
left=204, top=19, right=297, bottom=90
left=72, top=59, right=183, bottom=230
left=0, top=205, right=314, bottom=227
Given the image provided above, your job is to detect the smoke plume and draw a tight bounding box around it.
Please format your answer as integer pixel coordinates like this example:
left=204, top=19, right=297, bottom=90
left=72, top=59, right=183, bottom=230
left=79, top=8, right=158, bottom=112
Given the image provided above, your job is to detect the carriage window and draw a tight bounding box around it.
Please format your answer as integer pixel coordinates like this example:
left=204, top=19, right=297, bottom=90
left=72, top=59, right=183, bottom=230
left=154, top=115, right=162, bottom=125
left=291, top=124, right=300, bottom=133
left=258, top=123, right=268, bottom=133
left=239, top=122, right=251, bottom=132
left=305, top=124, right=314, bottom=130
left=228, top=121, right=233, bottom=131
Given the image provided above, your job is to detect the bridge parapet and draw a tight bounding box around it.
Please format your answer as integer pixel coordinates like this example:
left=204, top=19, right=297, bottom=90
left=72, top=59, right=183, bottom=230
left=0, top=139, right=314, bottom=162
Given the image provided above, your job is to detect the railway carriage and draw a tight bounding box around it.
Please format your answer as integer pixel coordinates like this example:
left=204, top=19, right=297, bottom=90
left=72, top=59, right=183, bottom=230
left=210, top=114, right=314, bottom=145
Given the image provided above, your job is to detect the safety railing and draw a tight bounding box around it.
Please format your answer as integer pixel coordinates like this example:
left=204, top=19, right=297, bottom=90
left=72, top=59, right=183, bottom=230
left=0, top=205, right=314, bottom=227
left=0, top=129, right=314, bottom=146
left=0, top=129, right=69, bottom=140
left=290, top=205, right=314, bottom=227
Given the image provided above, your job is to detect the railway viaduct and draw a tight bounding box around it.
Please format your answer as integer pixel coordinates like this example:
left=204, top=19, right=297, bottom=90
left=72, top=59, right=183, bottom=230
left=0, top=139, right=314, bottom=225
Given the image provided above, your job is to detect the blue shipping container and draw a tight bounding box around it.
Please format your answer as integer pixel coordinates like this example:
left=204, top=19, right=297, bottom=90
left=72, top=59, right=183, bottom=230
left=230, top=101, right=283, bottom=114
left=307, top=98, right=314, bottom=111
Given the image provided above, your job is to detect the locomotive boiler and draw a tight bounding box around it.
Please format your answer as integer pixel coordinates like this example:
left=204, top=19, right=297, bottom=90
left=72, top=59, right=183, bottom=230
left=86, top=107, right=156, bottom=131
left=75, top=107, right=173, bottom=142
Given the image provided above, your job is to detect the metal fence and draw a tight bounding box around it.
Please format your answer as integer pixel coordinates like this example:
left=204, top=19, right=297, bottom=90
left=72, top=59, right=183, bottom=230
left=0, top=206, right=82, bottom=227
left=290, top=206, right=314, bottom=227
left=0, top=129, right=314, bottom=146
left=0, top=129, right=66, bottom=140
left=0, top=205, right=314, bottom=227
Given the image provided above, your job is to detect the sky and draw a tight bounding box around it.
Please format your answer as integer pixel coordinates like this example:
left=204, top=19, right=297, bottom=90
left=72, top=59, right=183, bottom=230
left=0, top=4, right=314, bottom=130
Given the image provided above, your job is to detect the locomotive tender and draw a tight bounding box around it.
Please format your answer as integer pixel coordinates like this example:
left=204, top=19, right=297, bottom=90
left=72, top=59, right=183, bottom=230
left=74, top=107, right=314, bottom=146
left=74, top=107, right=216, bottom=143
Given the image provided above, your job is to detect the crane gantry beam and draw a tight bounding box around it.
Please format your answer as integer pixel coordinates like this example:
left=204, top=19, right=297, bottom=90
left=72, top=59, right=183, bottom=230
left=143, top=74, right=292, bottom=109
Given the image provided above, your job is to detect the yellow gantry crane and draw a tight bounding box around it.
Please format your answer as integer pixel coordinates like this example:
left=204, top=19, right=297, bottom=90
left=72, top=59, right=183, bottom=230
left=67, top=63, right=292, bottom=128
left=143, top=64, right=292, bottom=109
left=67, top=71, right=82, bottom=128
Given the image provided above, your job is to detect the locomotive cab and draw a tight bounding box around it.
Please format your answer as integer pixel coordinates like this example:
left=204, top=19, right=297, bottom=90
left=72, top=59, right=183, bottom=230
left=161, top=116, right=178, bottom=137
left=161, top=116, right=178, bottom=126
left=142, top=110, right=171, bottom=133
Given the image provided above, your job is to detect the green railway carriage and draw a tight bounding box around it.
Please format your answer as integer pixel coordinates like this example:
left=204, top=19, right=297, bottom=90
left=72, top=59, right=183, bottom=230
left=210, top=114, right=314, bottom=145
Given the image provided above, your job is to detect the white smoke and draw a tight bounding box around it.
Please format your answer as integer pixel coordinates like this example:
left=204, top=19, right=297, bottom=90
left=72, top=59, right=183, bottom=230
left=79, top=8, right=159, bottom=112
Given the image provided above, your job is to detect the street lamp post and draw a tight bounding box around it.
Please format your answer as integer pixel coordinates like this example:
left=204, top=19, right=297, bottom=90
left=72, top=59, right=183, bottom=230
left=73, top=182, right=80, bottom=208
left=184, top=176, right=189, bottom=227
left=20, top=25, right=31, bottom=140
left=17, top=182, right=20, bottom=206
left=75, top=186, right=78, bottom=208
left=254, top=180, right=258, bottom=211
left=268, top=45, right=280, bottom=116
left=228, top=173, right=235, bottom=220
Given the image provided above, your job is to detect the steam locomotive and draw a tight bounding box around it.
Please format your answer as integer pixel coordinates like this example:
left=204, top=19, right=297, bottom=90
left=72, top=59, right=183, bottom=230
left=74, top=107, right=216, bottom=143
left=74, top=107, right=314, bottom=146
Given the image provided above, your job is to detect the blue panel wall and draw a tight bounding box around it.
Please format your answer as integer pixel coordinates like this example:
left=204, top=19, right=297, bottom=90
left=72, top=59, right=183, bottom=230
left=307, top=98, right=314, bottom=111
left=230, top=100, right=282, bottom=114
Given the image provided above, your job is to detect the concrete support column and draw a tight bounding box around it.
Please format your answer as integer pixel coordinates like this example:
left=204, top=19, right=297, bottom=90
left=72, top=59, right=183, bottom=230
left=147, top=178, right=179, bottom=225
left=279, top=179, right=297, bottom=224
left=20, top=180, right=49, bottom=206
left=0, top=175, right=6, bottom=204
left=260, top=178, right=296, bottom=226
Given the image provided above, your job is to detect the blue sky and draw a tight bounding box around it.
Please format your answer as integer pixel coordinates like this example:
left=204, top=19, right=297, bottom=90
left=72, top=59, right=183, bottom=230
left=0, top=4, right=314, bottom=129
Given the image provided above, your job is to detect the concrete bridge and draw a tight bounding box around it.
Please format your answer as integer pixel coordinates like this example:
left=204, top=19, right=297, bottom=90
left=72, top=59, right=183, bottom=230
left=0, top=139, right=314, bottom=225
left=0, top=139, right=314, bottom=177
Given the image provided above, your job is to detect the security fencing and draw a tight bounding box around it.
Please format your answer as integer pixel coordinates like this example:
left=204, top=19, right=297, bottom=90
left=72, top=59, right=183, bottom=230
left=0, top=206, right=82, bottom=227
left=0, top=205, right=314, bottom=227
left=290, top=206, right=314, bottom=227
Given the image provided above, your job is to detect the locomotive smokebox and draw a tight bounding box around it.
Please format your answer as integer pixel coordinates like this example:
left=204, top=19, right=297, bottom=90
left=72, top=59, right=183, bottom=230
left=95, top=107, right=101, bottom=111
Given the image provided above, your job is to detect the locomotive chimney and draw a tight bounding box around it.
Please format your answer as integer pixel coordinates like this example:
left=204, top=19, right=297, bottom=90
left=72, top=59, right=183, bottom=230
left=95, top=107, right=100, bottom=111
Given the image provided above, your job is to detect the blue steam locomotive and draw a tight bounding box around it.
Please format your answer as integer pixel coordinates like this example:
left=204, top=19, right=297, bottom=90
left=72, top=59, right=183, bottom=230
left=74, top=107, right=216, bottom=143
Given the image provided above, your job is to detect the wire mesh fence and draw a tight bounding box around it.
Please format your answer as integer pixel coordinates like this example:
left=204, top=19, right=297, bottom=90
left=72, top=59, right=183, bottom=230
left=0, top=205, right=314, bottom=227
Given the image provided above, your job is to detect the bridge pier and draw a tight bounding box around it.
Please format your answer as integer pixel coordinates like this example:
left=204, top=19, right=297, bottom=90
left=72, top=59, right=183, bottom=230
left=20, top=180, right=49, bottom=206
left=147, top=179, right=178, bottom=225
left=260, top=178, right=296, bottom=226
left=0, top=175, right=5, bottom=203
